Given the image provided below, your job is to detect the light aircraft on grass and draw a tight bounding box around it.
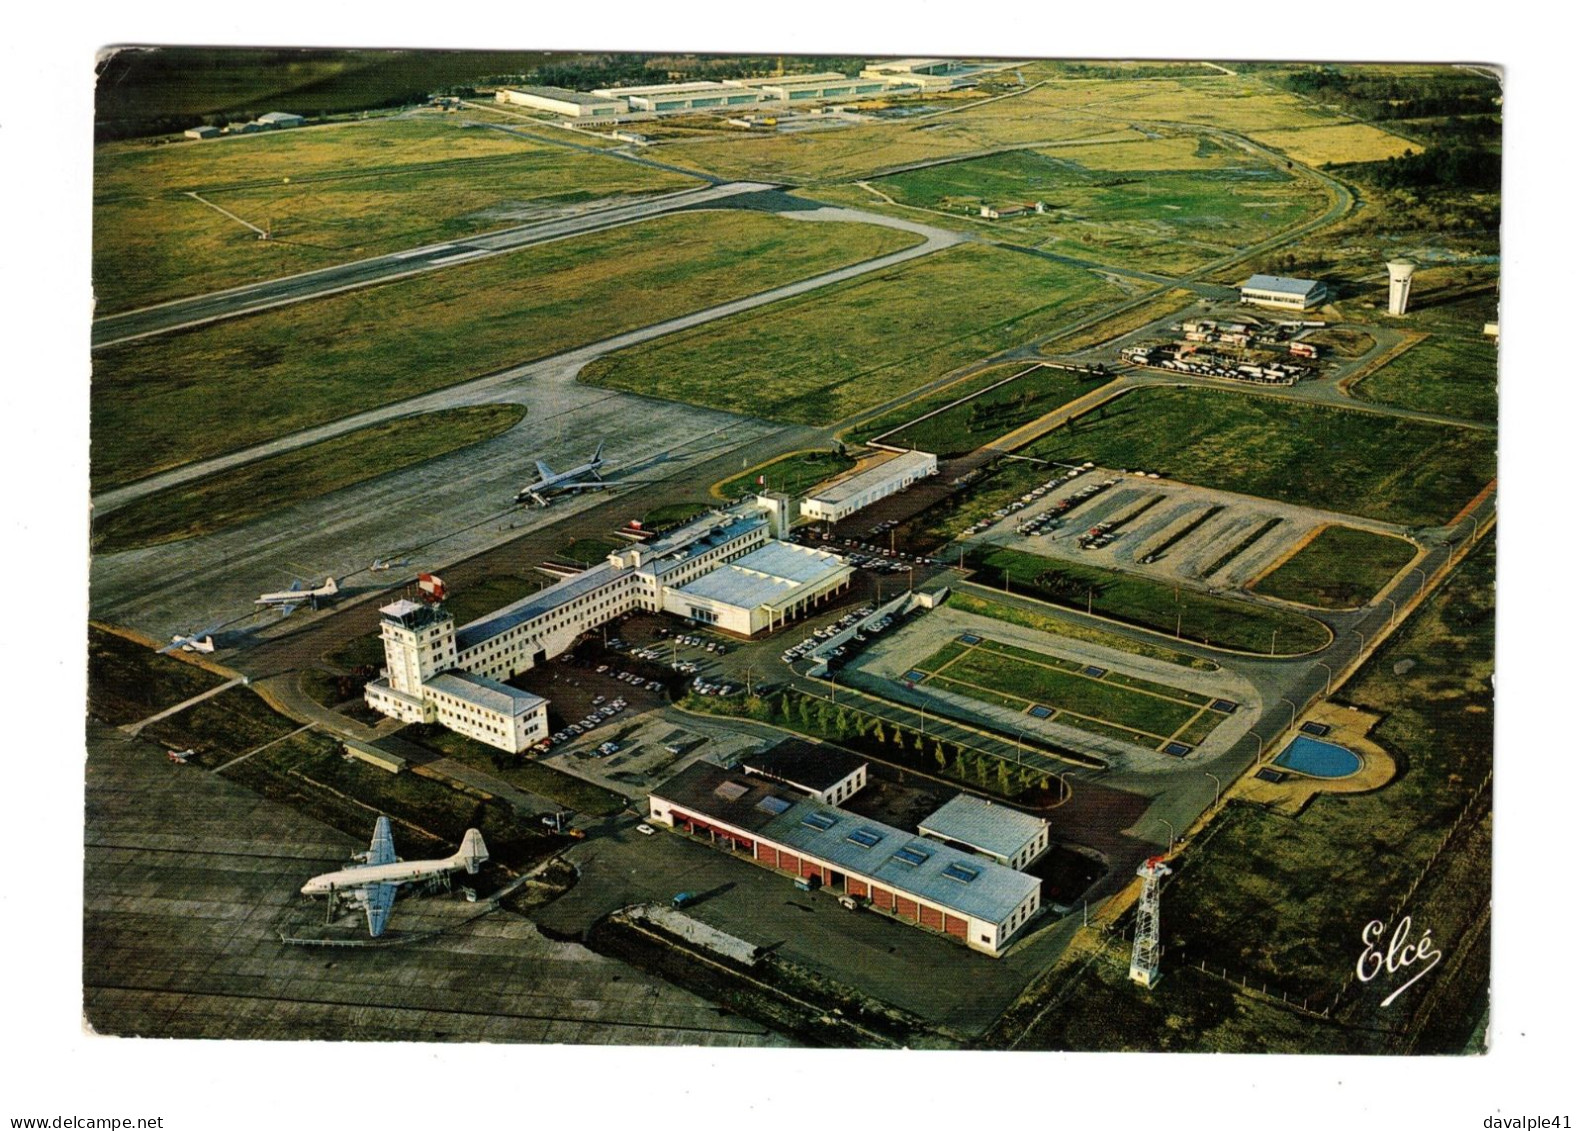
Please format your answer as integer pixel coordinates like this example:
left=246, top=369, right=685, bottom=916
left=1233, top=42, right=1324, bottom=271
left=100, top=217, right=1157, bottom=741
left=255, top=576, right=339, bottom=615
left=515, top=443, right=609, bottom=506
left=301, top=817, right=489, bottom=937
left=370, top=557, right=411, bottom=572
left=158, top=628, right=219, bottom=654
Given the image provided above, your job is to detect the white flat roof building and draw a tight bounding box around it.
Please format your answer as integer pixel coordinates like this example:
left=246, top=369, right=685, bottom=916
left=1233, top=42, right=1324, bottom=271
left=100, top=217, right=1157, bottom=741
left=1240, top=274, right=1328, bottom=311
left=918, top=794, right=1051, bottom=870
left=800, top=450, right=938, bottom=524
left=256, top=111, right=305, bottom=128
left=667, top=540, right=853, bottom=636
left=593, top=81, right=764, bottom=113
left=496, top=86, right=627, bottom=118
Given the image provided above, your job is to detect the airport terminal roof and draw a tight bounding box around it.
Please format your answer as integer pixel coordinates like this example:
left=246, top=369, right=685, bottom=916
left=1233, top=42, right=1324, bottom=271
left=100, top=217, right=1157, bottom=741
left=726, top=72, right=851, bottom=88
left=1242, top=274, right=1324, bottom=296
left=918, top=794, right=1048, bottom=859
left=806, top=450, right=937, bottom=507
left=424, top=671, right=546, bottom=716
left=593, top=81, right=733, bottom=97
left=455, top=561, right=625, bottom=651
left=653, top=763, right=1039, bottom=923
left=674, top=541, right=849, bottom=610
left=646, top=515, right=767, bottom=579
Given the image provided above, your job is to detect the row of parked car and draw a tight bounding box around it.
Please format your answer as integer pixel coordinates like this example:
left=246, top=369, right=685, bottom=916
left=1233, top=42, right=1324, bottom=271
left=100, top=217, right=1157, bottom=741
left=780, top=605, right=887, bottom=664
left=593, top=664, right=666, bottom=693
left=545, top=696, right=631, bottom=749
left=960, top=465, right=1099, bottom=537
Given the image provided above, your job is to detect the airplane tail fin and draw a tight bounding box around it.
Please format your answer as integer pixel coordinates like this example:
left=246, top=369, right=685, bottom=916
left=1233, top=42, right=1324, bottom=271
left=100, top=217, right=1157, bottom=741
left=456, top=828, right=489, bottom=874
left=322, top=577, right=339, bottom=595
left=592, top=441, right=605, bottom=463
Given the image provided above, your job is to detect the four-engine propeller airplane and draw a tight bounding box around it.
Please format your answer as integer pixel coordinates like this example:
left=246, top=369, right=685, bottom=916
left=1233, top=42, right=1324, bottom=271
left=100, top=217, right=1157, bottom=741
left=515, top=443, right=609, bottom=506
left=300, top=817, right=489, bottom=937
left=255, top=576, right=339, bottom=616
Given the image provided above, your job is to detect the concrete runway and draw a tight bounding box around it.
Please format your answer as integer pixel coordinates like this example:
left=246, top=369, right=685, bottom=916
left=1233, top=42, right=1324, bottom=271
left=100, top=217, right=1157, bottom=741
left=89, top=180, right=778, bottom=349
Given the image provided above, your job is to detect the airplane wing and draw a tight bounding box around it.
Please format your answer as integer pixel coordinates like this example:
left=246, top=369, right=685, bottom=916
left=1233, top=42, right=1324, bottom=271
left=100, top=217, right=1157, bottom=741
left=362, top=882, right=398, bottom=937
left=274, top=602, right=300, bottom=617
left=367, top=816, right=397, bottom=866
left=157, top=639, right=183, bottom=655
left=553, top=482, right=610, bottom=492
left=535, top=461, right=556, bottom=481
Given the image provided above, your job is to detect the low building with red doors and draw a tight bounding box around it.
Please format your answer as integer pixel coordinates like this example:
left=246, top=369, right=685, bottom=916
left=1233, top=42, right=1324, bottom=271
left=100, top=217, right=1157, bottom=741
left=648, top=762, right=1040, bottom=957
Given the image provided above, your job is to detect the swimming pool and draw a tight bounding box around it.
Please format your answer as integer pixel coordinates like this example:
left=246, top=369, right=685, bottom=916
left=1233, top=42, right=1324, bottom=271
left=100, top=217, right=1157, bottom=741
left=1274, top=735, right=1362, bottom=778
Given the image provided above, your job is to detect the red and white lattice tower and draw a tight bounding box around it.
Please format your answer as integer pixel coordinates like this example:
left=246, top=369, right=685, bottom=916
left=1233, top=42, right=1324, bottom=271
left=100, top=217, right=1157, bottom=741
left=1129, top=855, right=1172, bottom=989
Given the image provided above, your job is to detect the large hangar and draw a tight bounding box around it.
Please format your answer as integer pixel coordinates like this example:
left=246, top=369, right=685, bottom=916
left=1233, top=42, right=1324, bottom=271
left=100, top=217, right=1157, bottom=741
left=649, top=762, right=1041, bottom=956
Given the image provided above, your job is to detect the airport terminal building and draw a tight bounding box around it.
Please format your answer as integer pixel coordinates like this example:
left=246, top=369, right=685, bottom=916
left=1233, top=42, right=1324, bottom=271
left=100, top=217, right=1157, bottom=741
left=364, top=505, right=852, bottom=751
left=649, top=762, right=1041, bottom=956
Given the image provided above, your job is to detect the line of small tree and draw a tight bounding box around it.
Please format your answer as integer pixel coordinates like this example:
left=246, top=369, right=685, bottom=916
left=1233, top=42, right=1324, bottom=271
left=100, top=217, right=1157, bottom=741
left=681, top=687, right=1056, bottom=801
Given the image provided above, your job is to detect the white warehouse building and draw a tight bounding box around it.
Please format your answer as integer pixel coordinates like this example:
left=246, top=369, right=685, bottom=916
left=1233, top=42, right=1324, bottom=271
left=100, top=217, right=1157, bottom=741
left=495, top=86, right=627, bottom=118
left=800, top=450, right=938, bottom=524
left=364, top=505, right=852, bottom=750
left=1239, top=274, right=1328, bottom=311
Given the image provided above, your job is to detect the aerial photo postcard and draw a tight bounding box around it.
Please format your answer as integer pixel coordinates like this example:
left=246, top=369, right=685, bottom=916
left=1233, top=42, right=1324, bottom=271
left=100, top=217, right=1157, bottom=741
left=85, top=45, right=1498, bottom=1059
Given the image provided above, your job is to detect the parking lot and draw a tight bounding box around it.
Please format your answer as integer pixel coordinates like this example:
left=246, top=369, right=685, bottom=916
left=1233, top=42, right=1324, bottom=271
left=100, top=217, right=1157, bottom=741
left=964, top=465, right=1413, bottom=594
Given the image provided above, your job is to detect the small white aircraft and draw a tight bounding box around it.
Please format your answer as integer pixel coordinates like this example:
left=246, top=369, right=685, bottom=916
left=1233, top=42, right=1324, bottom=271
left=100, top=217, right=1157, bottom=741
left=370, top=557, right=411, bottom=572
left=515, top=443, right=610, bottom=507
left=301, top=817, right=489, bottom=937
left=158, top=628, right=218, bottom=654
left=256, top=576, right=339, bottom=616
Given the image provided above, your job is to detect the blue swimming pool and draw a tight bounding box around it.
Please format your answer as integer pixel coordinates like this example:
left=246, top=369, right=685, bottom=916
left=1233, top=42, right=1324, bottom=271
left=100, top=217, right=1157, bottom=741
left=1275, top=735, right=1362, bottom=778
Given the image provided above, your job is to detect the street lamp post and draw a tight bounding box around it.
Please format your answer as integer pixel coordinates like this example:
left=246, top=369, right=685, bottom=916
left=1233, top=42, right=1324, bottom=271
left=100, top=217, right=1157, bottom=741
left=1382, top=596, right=1397, bottom=627
left=1155, top=817, right=1175, bottom=853
left=1410, top=566, right=1427, bottom=598
left=1315, top=661, right=1332, bottom=695
left=1252, top=731, right=1265, bottom=759
left=1281, top=696, right=1298, bottom=729
left=1204, top=771, right=1221, bottom=807
left=1352, top=628, right=1367, bottom=659
left=1270, top=628, right=1278, bottom=656
left=1015, top=727, right=1025, bottom=765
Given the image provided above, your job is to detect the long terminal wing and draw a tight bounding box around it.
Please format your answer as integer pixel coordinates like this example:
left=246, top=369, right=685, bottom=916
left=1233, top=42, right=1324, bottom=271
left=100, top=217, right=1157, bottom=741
left=363, top=882, right=397, bottom=937
left=367, top=816, right=397, bottom=866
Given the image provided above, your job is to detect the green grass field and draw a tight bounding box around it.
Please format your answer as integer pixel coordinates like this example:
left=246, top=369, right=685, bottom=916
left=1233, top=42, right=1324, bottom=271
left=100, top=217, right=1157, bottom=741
left=1030, top=387, right=1495, bottom=527
left=92, top=210, right=918, bottom=491
left=1350, top=307, right=1499, bottom=423
left=915, top=635, right=1217, bottom=747
left=87, top=625, right=229, bottom=726
left=94, top=117, right=699, bottom=311
left=865, top=366, right=1109, bottom=456
left=1168, top=540, right=1493, bottom=1008
left=1252, top=525, right=1418, bottom=608
left=873, top=148, right=1326, bottom=275
left=580, top=243, right=1122, bottom=426
left=967, top=545, right=1330, bottom=654
left=945, top=590, right=1218, bottom=671
left=93, top=404, right=525, bottom=553
left=718, top=451, right=855, bottom=500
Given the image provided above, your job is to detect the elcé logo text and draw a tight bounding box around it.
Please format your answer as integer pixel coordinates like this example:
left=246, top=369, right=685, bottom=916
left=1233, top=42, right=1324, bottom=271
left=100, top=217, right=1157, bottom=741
left=1355, top=915, right=1442, bottom=1008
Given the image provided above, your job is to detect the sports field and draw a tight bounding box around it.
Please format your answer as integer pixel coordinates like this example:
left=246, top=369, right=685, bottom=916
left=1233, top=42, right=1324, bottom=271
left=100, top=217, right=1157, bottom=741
left=579, top=244, right=1122, bottom=426
left=912, top=635, right=1226, bottom=751
left=91, top=210, right=919, bottom=491
left=967, top=545, right=1331, bottom=655
left=1031, top=387, right=1496, bottom=527
left=93, top=117, right=699, bottom=311
left=1251, top=525, right=1418, bottom=609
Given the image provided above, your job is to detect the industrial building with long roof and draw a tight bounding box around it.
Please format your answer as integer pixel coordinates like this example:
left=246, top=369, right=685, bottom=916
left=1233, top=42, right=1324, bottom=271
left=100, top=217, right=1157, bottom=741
left=649, top=761, right=1041, bottom=956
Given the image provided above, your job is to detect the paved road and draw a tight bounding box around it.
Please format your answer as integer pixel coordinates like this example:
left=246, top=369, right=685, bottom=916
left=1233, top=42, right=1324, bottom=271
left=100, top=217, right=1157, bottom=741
left=90, top=180, right=778, bottom=350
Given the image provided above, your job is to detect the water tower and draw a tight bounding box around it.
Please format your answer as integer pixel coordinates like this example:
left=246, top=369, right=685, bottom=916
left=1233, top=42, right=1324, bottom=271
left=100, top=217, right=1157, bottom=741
left=1386, top=259, right=1417, bottom=316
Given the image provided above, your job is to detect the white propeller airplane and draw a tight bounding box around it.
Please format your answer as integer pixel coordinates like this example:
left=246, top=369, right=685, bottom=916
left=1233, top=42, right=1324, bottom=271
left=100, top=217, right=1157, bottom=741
left=301, top=817, right=489, bottom=937
left=370, top=557, right=411, bottom=572
left=514, top=442, right=610, bottom=507
left=158, top=628, right=219, bottom=654
left=256, top=576, right=339, bottom=616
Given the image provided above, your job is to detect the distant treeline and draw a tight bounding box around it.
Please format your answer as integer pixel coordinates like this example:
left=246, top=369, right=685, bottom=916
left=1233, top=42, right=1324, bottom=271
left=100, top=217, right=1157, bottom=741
left=94, top=47, right=866, bottom=142
left=1282, top=66, right=1500, bottom=122
left=1341, top=145, right=1502, bottom=194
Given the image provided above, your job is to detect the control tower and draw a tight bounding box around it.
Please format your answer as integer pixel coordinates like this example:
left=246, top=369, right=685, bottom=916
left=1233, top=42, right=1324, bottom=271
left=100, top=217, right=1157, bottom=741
left=1387, top=259, right=1417, bottom=316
